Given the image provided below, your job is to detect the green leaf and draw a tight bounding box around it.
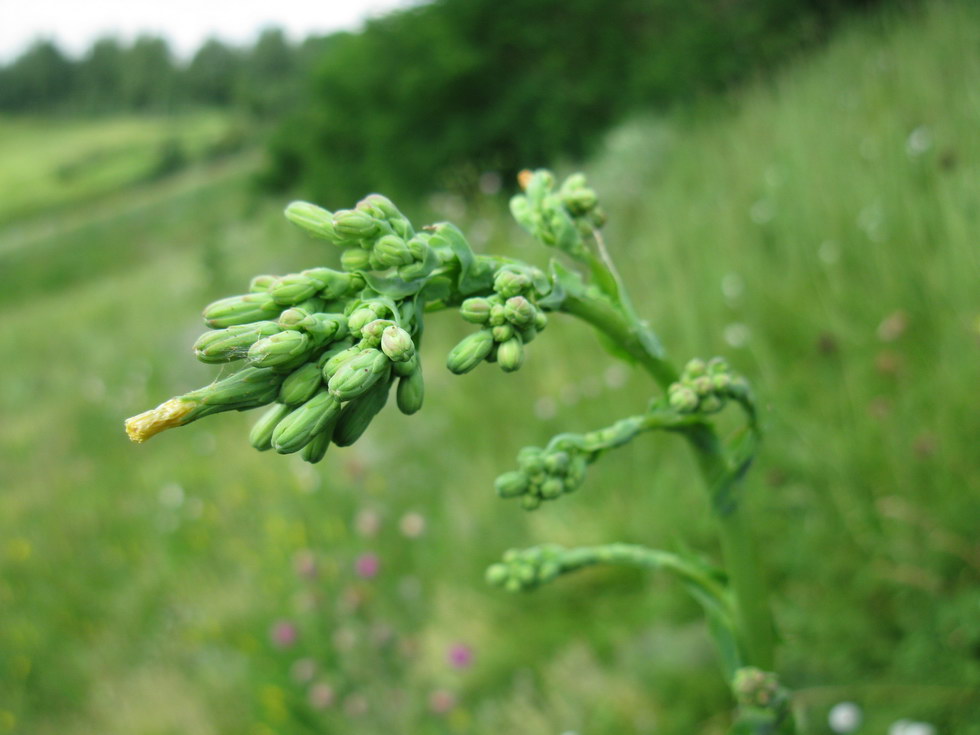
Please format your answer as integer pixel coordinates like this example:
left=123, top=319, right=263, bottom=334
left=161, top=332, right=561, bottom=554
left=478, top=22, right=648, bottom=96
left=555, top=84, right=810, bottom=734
left=360, top=272, right=423, bottom=300
left=429, top=223, right=493, bottom=295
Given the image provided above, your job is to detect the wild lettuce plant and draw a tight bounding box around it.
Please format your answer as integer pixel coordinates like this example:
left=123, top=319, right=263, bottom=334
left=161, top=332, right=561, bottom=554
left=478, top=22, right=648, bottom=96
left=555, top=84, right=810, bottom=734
left=126, top=169, right=794, bottom=731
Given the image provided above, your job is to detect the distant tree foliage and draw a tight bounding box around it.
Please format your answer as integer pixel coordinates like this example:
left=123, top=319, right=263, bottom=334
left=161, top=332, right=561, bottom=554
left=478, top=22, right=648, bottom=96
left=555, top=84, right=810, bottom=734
left=263, top=0, right=886, bottom=202
left=0, top=29, right=321, bottom=116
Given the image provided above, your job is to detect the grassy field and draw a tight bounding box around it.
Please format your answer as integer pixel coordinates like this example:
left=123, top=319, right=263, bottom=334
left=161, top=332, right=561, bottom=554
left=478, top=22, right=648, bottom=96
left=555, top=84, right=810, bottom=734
left=1, top=2, right=978, bottom=734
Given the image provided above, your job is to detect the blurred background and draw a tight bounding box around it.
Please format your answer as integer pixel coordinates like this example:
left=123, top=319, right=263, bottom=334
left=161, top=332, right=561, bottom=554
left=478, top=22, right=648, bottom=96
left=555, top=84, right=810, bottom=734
left=0, top=0, right=977, bottom=733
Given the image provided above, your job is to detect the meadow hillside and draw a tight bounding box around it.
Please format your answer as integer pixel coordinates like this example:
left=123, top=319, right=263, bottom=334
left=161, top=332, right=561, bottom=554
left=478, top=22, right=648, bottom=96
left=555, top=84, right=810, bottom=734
left=0, top=2, right=977, bottom=734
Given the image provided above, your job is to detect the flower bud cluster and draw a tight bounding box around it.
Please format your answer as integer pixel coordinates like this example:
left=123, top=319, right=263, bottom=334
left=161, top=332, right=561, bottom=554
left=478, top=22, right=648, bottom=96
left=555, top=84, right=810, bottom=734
left=484, top=545, right=566, bottom=592
left=667, top=357, right=750, bottom=414
left=447, top=266, right=549, bottom=375
left=126, top=190, right=559, bottom=465
left=509, top=169, right=607, bottom=259
left=494, top=445, right=590, bottom=511
left=286, top=196, right=434, bottom=280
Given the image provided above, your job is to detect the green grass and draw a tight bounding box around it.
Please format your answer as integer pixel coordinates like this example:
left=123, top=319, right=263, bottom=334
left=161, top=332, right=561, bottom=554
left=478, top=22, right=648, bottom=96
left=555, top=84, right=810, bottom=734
left=0, top=112, right=242, bottom=225
left=1, top=2, right=979, bottom=734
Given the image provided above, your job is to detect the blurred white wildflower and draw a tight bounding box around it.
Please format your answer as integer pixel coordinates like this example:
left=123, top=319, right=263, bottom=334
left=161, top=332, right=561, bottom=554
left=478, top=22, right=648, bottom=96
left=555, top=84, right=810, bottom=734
left=906, top=126, right=933, bottom=157
left=828, top=702, right=862, bottom=733
left=724, top=323, right=751, bottom=348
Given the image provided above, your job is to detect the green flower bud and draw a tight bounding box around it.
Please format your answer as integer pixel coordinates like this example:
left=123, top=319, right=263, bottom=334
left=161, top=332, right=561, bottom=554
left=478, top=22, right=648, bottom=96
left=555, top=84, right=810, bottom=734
left=489, top=304, right=506, bottom=326
left=301, top=313, right=348, bottom=342
left=295, top=296, right=327, bottom=314
left=707, top=357, right=730, bottom=375
left=301, top=267, right=354, bottom=300
left=491, top=324, right=514, bottom=342
left=347, top=308, right=378, bottom=335
left=317, top=338, right=355, bottom=369
left=278, top=362, right=323, bottom=405
left=203, top=292, right=281, bottom=328
left=193, top=321, right=281, bottom=363
left=406, top=235, right=429, bottom=261
left=517, top=325, right=538, bottom=344
left=277, top=307, right=310, bottom=330
left=248, top=330, right=312, bottom=367
left=562, top=187, right=598, bottom=215
left=397, top=261, right=429, bottom=281
left=495, top=471, right=528, bottom=498
left=249, top=402, right=292, bottom=451
left=533, top=310, right=548, bottom=331
left=328, top=348, right=390, bottom=400
left=668, top=384, right=699, bottom=412
left=270, top=273, right=321, bottom=306
left=392, top=352, right=419, bottom=377
left=497, top=336, right=524, bottom=373
left=381, top=325, right=415, bottom=362
left=691, top=376, right=713, bottom=397
left=543, top=451, right=570, bottom=474
left=539, top=477, right=564, bottom=499
left=333, top=209, right=380, bottom=239
left=396, top=366, right=424, bottom=415
left=521, top=495, right=542, bottom=511
left=360, top=318, right=396, bottom=346
left=332, top=378, right=391, bottom=447
left=711, top=373, right=732, bottom=392
left=446, top=330, right=494, bottom=374
left=459, top=297, right=492, bottom=324
left=249, top=274, right=277, bottom=293
left=182, top=366, right=283, bottom=414
left=503, top=296, right=535, bottom=326
left=374, top=234, right=414, bottom=268
left=485, top=563, right=509, bottom=586
left=271, top=390, right=342, bottom=454
left=322, top=345, right=361, bottom=379
left=300, top=420, right=337, bottom=464
left=284, top=201, right=339, bottom=241
left=517, top=446, right=545, bottom=473
left=493, top=269, right=531, bottom=298
left=341, top=247, right=372, bottom=271
left=684, top=358, right=707, bottom=378
left=700, top=394, right=725, bottom=413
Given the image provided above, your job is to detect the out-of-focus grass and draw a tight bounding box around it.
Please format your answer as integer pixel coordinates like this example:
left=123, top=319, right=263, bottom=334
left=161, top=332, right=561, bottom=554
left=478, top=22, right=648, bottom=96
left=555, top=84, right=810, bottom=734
left=0, top=113, right=240, bottom=225
left=1, top=2, right=979, bottom=734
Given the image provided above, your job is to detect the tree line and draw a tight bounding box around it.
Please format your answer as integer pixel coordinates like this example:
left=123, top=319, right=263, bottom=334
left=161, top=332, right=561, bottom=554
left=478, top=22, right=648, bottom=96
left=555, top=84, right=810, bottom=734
left=0, top=29, right=328, bottom=117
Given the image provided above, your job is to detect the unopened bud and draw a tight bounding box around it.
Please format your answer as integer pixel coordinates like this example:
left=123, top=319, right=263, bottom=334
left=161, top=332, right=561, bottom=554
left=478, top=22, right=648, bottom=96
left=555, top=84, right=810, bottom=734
left=249, top=402, right=292, bottom=450
left=374, top=235, right=414, bottom=268
left=446, top=330, right=494, bottom=374
left=360, top=319, right=395, bottom=346
left=332, top=378, right=391, bottom=446
left=459, top=298, right=492, bottom=324
left=668, top=385, right=699, bottom=412
left=285, top=201, right=339, bottom=241
left=684, top=358, right=707, bottom=378
left=489, top=304, right=507, bottom=326
left=347, top=308, right=378, bottom=335
left=340, top=248, right=372, bottom=271
left=381, top=325, right=415, bottom=362
left=493, top=269, right=531, bottom=298
left=277, top=307, right=310, bottom=330
left=203, top=292, right=281, bottom=328
left=395, top=366, right=424, bottom=415
left=491, top=324, right=514, bottom=342
left=249, top=274, right=277, bottom=293
left=503, top=296, right=535, bottom=326
left=497, top=336, right=524, bottom=373
left=322, top=345, right=361, bottom=379
left=333, top=209, right=380, bottom=239
left=539, top=477, right=564, bottom=499
left=279, top=362, right=323, bottom=405
left=273, top=273, right=324, bottom=305
left=301, top=422, right=336, bottom=464
left=248, top=330, right=312, bottom=367
left=328, top=348, right=390, bottom=400
left=301, top=313, right=347, bottom=342
left=271, top=390, right=342, bottom=454
left=301, top=267, right=353, bottom=299
left=398, top=261, right=429, bottom=281
left=495, top=471, right=528, bottom=498
left=193, top=321, right=281, bottom=363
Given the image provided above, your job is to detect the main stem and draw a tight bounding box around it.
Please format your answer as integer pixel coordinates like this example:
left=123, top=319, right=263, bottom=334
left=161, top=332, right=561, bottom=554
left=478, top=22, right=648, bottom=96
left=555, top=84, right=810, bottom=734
left=561, top=289, right=776, bottom=671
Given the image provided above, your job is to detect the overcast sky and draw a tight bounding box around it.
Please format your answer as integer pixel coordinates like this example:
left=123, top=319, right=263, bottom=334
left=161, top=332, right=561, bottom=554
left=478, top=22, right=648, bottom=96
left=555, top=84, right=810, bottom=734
left=0, top=0, right=419, bottom=61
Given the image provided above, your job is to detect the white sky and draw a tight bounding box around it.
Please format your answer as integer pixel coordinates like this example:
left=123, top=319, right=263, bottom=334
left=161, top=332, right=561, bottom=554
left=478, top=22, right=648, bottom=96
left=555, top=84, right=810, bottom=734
left=0, top=0, right=419, bottom=61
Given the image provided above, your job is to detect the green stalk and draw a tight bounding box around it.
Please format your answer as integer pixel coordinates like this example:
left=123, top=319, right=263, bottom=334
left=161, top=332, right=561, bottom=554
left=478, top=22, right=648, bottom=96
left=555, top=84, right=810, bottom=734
left=560, top=286, right=776, bottom=671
